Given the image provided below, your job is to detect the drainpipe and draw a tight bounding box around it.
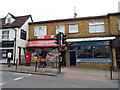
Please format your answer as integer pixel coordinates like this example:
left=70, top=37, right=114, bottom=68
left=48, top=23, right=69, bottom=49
left=13, top=28, right=17, bottom=64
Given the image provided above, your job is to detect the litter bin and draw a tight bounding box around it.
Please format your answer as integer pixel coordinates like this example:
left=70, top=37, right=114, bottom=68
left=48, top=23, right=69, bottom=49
left=26, top=52, right=31, bottom=66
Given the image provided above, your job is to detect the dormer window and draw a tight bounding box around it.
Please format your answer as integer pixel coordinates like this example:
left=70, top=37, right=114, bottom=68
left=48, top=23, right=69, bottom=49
left=5, top=13, right=15, bottom=24
left=6, top=18, right=11, bottom=24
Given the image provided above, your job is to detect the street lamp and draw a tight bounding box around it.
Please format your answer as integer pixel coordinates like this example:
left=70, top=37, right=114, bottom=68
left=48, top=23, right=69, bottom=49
left=13, top=28, right=17, bottom=65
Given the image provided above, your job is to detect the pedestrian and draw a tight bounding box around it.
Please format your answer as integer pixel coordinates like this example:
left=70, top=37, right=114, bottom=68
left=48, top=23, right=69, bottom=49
left=53, top=54, right=59, bottom=68
left=46, top=53, right=50, bottom=67
left=7, top=51, right=12, bottom=67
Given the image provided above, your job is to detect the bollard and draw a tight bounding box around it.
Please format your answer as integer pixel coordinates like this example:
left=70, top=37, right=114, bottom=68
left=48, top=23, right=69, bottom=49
left=110, top=66, right=113, bottom=80
left=35, top=61, right=38, bottom=72
left=15, top=58, right=18, bottom=70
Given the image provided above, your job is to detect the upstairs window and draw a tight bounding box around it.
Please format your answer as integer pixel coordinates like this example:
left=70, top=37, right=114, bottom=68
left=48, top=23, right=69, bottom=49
left=34, top=26, right=47, bottom=38
left=20, top=29, right=27, bottom=40
left=6, top=18, right=11, bottom=24
left=118, top=19, right=120, bottom=31
left=2, top=31, right=9, bottom=40
left=69, top=24, right=78, bottom=33
left=89, top=22, right=104, bottom=33
left=56, top=25, right=65, bottom=34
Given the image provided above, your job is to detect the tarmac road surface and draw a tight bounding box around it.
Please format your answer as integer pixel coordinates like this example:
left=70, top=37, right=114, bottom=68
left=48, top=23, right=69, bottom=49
left=1, top=71, right=118, bottom=88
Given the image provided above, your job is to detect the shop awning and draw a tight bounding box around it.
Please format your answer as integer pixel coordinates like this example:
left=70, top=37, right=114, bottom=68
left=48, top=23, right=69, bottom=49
left=26, top=40, right=58, bottom=47
left=66, top=36, right=116, bottom=42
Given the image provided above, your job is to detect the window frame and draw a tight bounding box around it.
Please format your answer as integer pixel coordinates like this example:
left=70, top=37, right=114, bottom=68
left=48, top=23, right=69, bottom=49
left=34, top=26, right=47, bottom=37
left=2, top=30, right=9, bottom=40
left=20, top=29, right=27, bottom=40
left=56, top=25, right=65, bottom=34
left=89, top=21, right=105, bottom=33
left=69, top=24, right=78, bottom=33
left=76, top=45, right=112, bottom=63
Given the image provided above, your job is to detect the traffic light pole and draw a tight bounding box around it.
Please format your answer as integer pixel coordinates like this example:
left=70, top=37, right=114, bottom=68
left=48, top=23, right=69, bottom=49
left=58, top=32, right=61, bottom=73
left=58, top=41, right=61, bottom=73
left=54, top=32, right=67, bottom=74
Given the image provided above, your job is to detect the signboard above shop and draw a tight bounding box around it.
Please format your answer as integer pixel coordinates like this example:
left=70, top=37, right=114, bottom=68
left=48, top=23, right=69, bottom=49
left=26, top=40, right=58, bottom=47
left=2, top=41, right=14, bottom=47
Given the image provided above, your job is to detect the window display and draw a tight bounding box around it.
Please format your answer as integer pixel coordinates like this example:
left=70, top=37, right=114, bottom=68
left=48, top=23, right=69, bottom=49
left=76, top=46, right=111, bottom=63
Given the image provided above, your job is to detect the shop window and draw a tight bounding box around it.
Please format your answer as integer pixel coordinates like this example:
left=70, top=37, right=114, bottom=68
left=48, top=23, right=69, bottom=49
left=69, top=24, right=78, bottom=33
left=77, top=46, right=111, bottom=63
left=56, top=25, right=65, bottom=34
left=118, top=19, right=120, bottom=31
left=89, top=22, right=104, bottom=33
left=34, top=26, right=47, bottom=37
left=2, top=31, right=9, bottom=40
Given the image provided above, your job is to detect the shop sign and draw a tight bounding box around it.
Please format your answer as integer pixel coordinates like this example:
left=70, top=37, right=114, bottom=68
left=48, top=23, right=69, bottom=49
left=2, top=41, right=14, bottom=47
left=71, top=41, right=110, bottom=46
left=37, top=35, right=55, bottom=39
left=26, top=40, right=58, bottom=47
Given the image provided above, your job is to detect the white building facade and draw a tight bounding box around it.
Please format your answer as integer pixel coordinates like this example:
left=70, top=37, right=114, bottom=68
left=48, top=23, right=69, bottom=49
left=0, top=13, right=33, bottom=64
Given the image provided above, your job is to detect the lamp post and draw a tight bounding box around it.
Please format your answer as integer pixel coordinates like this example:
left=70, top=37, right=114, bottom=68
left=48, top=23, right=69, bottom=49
left=13, top=28, right=17, bottom=64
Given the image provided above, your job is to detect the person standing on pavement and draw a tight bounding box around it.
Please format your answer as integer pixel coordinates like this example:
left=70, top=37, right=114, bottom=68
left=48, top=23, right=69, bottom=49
left=7, top=51, right=12, bottom=67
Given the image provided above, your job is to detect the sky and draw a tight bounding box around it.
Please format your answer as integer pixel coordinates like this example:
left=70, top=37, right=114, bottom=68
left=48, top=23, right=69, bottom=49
left=0, top=0, right=120, bottom=22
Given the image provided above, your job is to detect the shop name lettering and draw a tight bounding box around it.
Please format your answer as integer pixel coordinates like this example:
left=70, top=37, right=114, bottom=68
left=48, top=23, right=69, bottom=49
left=3, top=42, right=13, bottom=44
left=29, top=41, right=55, bottom=46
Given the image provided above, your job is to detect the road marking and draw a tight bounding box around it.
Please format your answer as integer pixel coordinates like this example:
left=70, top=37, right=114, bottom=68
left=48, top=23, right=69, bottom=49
left=14, top=74, right=32, bottom=81
left=0, top=82, right=6, bottom=86
left=12, top=73, right=28, bottom=75
left=27, top=74, right=32, bottom=76
left=14, top=77, right=24, bottom=81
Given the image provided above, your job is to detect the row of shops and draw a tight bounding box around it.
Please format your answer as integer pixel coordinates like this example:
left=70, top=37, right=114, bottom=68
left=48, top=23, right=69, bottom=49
left=1, top=12, right=120, bottom=69
left=0, top=36, right=120, bottom=69
left=25, top=36, right=120, bottom=69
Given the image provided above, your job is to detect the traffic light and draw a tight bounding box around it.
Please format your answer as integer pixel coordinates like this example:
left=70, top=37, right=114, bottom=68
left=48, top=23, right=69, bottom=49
left=61, top=33, right=67, bottom=45
left=54, top=33, right=60, bottom=45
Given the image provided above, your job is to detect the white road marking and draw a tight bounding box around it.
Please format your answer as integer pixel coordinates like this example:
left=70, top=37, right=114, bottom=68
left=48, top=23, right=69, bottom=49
left=27, top=74, right=32, bottom=76
left=14, top=74, right=32, bottom=81
left=12, top=73, right=28, bottom=75
left=1, top=73, right=32, bottom=86
left=14, top=77, right=24, bottom=81
left=0, top=82, right=6, bottom=86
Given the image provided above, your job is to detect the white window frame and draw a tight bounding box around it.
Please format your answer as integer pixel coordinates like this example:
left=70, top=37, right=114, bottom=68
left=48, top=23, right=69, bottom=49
left=56, top=25, right=65, bottom=34
left=34, top=26, right=47, bottom=37
left=69, top=24, right=78, bottom=33
left=118, top=19, right=120, bottom=31
left=89, top=22, right=104, bottom=33
left=2, top=30, right=9, bottom=40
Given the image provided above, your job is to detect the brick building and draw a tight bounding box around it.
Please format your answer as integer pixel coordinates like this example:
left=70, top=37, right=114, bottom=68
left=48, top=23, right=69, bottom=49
left=27, top=12, right=120, bottom=69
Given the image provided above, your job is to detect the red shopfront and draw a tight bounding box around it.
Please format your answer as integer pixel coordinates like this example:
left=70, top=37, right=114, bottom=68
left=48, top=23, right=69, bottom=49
left=26, top=39, right=66, bottom=66
left=26, top=39, right=58, bottom=62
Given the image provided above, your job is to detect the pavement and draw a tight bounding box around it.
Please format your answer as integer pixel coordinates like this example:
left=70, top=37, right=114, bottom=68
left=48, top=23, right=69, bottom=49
left=0, top=64, right=119, bottom=82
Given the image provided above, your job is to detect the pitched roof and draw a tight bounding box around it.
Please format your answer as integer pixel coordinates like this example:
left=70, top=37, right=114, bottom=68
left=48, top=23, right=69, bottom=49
left=0, top=13, right=33, bottom=29
left=29, top=12, right=120, bottom=24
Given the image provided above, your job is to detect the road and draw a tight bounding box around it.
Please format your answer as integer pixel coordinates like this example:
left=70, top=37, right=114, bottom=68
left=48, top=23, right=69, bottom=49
left=0, top=71, right=118, bottom=88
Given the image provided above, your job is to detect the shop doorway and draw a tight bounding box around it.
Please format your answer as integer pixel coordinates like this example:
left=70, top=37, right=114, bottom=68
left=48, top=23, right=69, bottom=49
left=116, top=47, right=120, bottom=68
left=70, top=51, right=76, bottom=66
